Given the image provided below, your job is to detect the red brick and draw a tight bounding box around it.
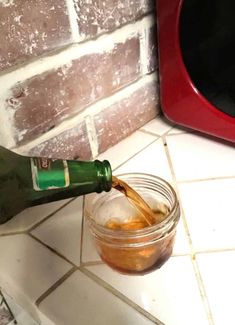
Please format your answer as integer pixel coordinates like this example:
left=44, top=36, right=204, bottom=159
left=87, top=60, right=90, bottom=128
left=28, top=121, right=92, bottom=160
left=8, top=36, right=140, bottom=144
left=74, top=0, right=154, bottom=39
left=94, top=77, right=159, bottom=154
left=0, top=0, right=72, bottom=71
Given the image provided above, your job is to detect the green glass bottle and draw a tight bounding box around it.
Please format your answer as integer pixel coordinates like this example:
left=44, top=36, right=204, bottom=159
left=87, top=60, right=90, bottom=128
left=0, top=146, right=112, bottom=224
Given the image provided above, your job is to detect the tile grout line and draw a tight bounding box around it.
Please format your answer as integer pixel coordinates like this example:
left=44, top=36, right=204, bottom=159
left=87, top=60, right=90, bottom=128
left=139, top=118, right=176, bottom=138
left=139, top=128, right=173, bottom=138
left=79, top=267, right=165, bottom=325
left=191, top=260, right=215, bottom=325
left=165, top=127, right=198, bottom=137
left=81, top=261, right=104, bottom=267
left=36, top=261, right=164, bottom=324
left=162, top=135, right=215, bottom=325
left=139, top=119, right=193, bottom=139
left=2, top=227, right=234, bottom=257
left=0, top=198, right=77, bottom=237
left=177, top=174, right=235, bottom=184
left=194, top=247, right=235, bottom=255
left=35, top=267, right=77, bottom=307
left=0, top=290, right=17, bottom=324
left=165, top=130, right=193, bottom=136
left=79, top=196, right=85, bottom=265
left=138, top=128, right=162, bottom=138
left=28, top=197, right=77, bottom=232
left=161, top=135, right=194, bottom=247
left=113, top=137, right=159, bottom=172
left=0, top=230, right=26, bottom=237
left=29, top=233, right=77, bottom=267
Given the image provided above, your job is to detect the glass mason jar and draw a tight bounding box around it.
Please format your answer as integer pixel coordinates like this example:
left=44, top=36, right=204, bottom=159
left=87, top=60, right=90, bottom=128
left=84, top=173, right=180, bottom=275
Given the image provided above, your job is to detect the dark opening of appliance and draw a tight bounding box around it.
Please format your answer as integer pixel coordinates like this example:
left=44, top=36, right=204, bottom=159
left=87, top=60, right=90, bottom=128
left=180, top=0, right=235, bottom=117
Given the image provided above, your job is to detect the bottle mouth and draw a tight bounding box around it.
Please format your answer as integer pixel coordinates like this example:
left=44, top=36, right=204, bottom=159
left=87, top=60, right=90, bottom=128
left=94, top=160, right=112, bottom=193
left=102, top=160, right=112, bottom=192
left=85, top=173, right=180, bottom=240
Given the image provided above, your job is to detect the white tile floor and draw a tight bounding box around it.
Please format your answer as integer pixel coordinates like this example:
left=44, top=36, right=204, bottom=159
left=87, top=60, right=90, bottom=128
left=86, top=257, right=209, bottom=325
left=0, top=115, right=235, bottom=325
left=31, top=198, right=83, bottom=266
left=0, top=199, right=70, bottom=236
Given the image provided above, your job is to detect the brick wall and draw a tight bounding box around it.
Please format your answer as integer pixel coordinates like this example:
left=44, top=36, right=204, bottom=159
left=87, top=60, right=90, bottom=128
left=0, top=0, right=159, bottom=160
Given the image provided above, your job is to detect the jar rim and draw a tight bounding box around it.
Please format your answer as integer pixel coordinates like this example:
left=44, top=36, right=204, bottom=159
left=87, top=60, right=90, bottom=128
left=85, top=173, right=180, bottom=239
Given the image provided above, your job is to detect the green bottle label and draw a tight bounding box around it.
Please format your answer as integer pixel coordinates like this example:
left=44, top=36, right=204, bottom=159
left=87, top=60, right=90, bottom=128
left=31, top=158, right=70, bottom=191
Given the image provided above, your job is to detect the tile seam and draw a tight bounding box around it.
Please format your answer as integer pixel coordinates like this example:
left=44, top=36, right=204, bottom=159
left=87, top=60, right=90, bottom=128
left=162, top=135, right=215, bottom=325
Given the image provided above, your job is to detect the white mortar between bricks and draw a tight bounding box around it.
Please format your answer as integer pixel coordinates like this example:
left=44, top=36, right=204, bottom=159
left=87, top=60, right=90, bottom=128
left=0, top=14, right=155, bottom=88
left=65, top=0, right=80, bottom=42
left=14, top=73, right=158, bottom=155
left=85, top=115, right=99, bottom=158
left=0, top=14, right=155, bottom=148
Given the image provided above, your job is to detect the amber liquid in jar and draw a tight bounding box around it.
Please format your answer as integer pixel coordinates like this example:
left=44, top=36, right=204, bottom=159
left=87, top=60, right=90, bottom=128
left=96, top=176, right=174, bottom=275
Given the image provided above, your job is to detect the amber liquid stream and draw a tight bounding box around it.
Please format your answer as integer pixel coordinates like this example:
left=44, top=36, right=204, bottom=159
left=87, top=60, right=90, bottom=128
left=111, top=176, right=164, bottom=227
left=97, top=176, right=172, bottom=274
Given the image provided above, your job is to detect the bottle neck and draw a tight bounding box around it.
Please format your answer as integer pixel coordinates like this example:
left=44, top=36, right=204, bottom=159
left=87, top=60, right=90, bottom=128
left=67, top=159, right=112, bottom=192
left=30, top=159, right=112, bottom=205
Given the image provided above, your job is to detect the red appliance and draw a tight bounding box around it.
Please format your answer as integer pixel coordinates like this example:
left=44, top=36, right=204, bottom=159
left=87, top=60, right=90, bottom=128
left=157, top=0, right=235, bottom=142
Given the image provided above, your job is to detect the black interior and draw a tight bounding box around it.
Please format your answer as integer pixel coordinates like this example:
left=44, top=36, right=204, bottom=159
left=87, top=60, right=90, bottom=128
left=180, top=0, right=235, bottom=117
